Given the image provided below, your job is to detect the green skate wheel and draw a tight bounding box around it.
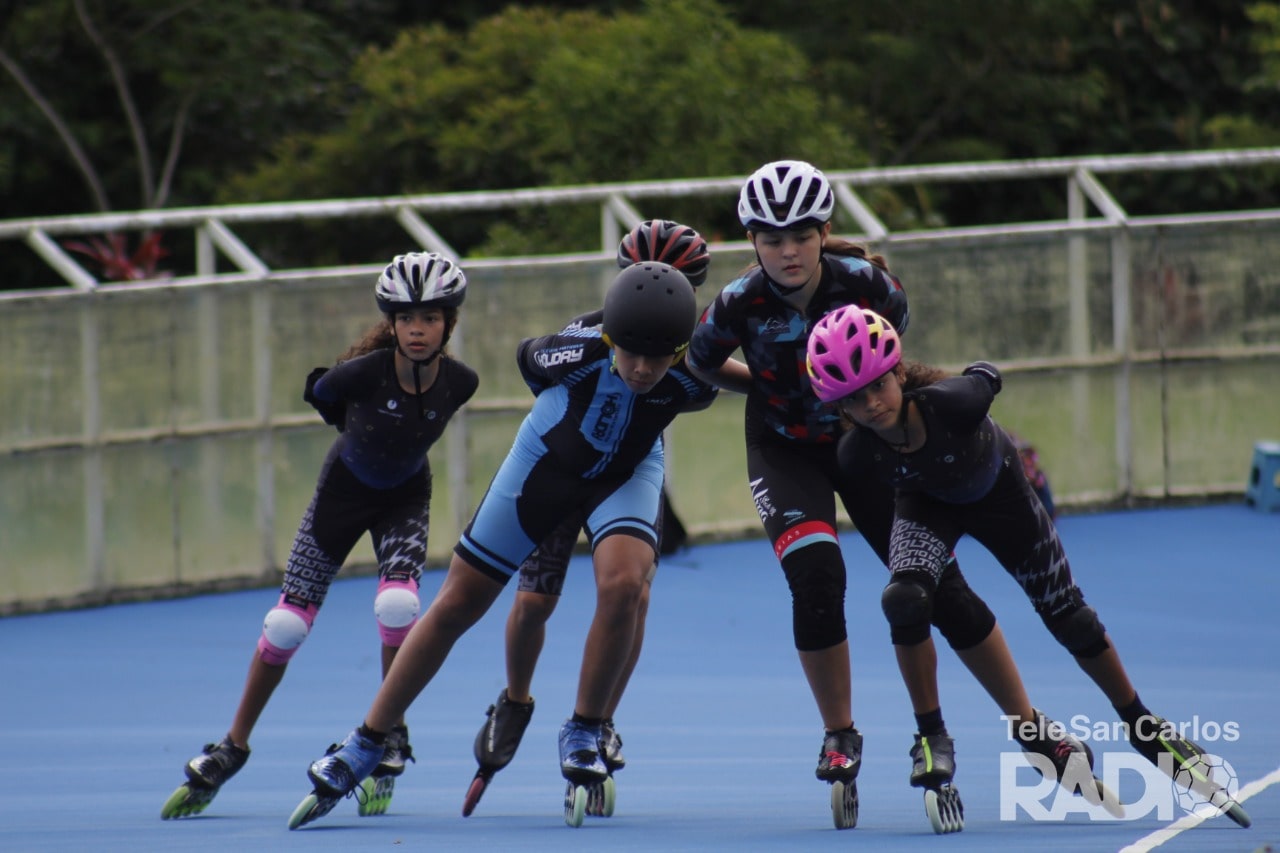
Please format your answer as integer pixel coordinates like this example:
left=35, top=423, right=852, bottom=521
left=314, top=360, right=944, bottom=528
left=601, top=775, right=616, bottom=818
left=357, top=775, right=394, bottom=816
left=288, top=791, right=340, bottom=830
left=160, top=783, right=215, bottom=819
left=289, top=793, right=320, bottom=830
left=563, top=782, right=587, bottom=827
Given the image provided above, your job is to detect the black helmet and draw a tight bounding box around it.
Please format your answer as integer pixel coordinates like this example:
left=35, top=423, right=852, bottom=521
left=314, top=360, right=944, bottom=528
left=603, top=263, right=697, bottom=357
left=617, top=220, right=710, bottom=288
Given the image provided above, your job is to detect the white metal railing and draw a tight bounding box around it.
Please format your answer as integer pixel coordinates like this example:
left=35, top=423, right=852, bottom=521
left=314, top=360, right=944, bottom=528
left=5, top=147, right=1280, bottom=289
left=3, top=148, right=1280, bottom=613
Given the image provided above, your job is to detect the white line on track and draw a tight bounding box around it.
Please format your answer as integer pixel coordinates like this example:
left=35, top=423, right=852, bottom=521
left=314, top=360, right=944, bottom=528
left=1117, top=764, right=1280, bottom=852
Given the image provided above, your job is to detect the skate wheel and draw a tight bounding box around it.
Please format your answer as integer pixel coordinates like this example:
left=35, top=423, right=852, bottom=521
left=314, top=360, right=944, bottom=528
left=463, top=772, right=491, bottom=817
left=564, top=782, right=588, bottom=827
left=1203, top=787, right=1252, bottom=828
left=357, top=775, right=394, bottom=817
left=1093, top=778, right=1126, bottom=819
left=830, top=779, right=858, bottom=830
left=160, top=783, right=215, bottom=820
left=585, top=775, right=617, bottom=818
left=288, top=791, right=340, bottom=830
left=1224, top=799, right=1252, bottom=829
left=924, top=785, right=964, bottom=834
left=601, top=775, right=616, bottom=818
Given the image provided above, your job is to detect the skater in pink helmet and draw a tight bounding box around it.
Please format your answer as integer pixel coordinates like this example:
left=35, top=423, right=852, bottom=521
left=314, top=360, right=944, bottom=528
left=807, top=305, right=1251, bottom=829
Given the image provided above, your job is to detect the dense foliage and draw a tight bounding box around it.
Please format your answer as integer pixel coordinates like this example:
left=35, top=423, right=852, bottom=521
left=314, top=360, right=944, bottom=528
left=2, top=0, right=1279, bottom=284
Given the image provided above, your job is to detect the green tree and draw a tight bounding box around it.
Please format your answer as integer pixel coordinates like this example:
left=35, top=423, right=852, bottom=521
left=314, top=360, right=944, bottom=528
left=221, top=0, right=864, bottom=257
left=0, top=0, right=356, bottom=216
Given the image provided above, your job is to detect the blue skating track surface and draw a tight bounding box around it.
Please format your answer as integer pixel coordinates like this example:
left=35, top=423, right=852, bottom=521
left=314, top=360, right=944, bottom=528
left=2, top=504, right=1277, bottom=852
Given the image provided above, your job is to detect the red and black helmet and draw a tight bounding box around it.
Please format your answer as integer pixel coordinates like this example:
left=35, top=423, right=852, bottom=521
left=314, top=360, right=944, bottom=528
left=617, top=220, right=710, bottom=288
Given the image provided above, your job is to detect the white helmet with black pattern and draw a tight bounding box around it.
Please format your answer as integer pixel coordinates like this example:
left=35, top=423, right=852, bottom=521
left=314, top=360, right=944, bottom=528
left=375, top=252, right=467, bottom=314
left=737, top=160, right=835, bottom=231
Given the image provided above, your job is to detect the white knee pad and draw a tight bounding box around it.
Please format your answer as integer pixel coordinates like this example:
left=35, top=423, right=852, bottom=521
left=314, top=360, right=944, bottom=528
left=258, top=601, right=315, bottom=665
left=375, top=582, right=420, bottom=646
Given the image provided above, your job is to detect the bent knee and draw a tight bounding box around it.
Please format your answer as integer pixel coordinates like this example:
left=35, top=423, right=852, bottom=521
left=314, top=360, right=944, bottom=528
left=258, top=596, right=318, bottom=665
left=375, top=579, right=421, bottom=647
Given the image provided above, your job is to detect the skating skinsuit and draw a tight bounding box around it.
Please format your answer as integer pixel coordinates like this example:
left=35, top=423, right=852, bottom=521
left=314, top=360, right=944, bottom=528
left=688, top=253, right=999, bottom=654
left=282, top=348, right=478, bottom=607
left=514, top=310, right=669, bottom=595
left=687, top=254, right=907, bottom=566
left=835, top=373, right=1084, bottom=622
left=457, top=324, right=716, bottom=585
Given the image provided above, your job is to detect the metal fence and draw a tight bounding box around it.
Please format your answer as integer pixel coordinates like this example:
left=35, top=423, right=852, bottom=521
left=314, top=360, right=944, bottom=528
left=3, top=149, right=1280, bottom=614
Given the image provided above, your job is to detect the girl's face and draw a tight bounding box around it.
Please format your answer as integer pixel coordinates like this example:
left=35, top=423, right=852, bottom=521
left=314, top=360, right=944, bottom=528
left=613, top=346, right=673, bottom=394
left=393, top=306, right=447, bottom=361
left=748, top=222, right=831, bottom=289
left=838, top=370, right=904, bottom=433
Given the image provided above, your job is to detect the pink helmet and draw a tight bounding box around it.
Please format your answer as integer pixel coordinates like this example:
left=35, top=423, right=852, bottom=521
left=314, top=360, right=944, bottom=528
left=806, top=306, right=902, bottom=402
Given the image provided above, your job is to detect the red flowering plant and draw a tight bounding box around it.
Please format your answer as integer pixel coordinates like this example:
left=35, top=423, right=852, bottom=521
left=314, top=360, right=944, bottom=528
left=63, top=231, right=171, bottom=281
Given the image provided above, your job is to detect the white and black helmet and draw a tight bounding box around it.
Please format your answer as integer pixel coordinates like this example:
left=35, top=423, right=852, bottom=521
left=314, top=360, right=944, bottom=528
left=737, top=160, right=835, bottom=231
left=375, top=252, right=467, bottom=314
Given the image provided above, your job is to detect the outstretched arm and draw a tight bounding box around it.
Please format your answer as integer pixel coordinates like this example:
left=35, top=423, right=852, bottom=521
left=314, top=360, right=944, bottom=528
left=686, top=355, right=752, bottom=395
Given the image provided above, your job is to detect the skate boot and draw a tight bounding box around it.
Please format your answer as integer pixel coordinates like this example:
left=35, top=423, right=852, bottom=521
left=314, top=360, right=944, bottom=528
left=1015, top=708, right=1123, bottom=817
left=288, top=728, right=385, bottom=830
left=160, top=736, right=250, bottom=819
left=559, top=719, right=608, bottom=828
left=909, top=733, right=963, bottom=834
left=359, top=724, right=414, bottom=817
left=585, top=718, right=624, bottom=818
left=601, top=718, right=626, bottom=772
left=462, top=690, right=535, bottom=817
left=1128, top=714, right=1251, bottom=828
left=816, top=727, right=862, bottom=830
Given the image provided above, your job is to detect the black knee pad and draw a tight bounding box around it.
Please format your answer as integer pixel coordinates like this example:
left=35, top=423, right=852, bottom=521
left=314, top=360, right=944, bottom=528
left=881, top=573, right=933, bottom=646
left=1045, top=603, right=1109, bottom=658
left=780, top=542, right=847, bottom=652
left=930, top=560, right=996, bottom=651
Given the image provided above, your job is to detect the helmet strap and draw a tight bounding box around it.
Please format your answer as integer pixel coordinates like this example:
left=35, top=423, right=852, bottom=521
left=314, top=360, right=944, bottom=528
left=390, top=325, right=445, bottom=419
left=884, top=399, right=913, bottom=451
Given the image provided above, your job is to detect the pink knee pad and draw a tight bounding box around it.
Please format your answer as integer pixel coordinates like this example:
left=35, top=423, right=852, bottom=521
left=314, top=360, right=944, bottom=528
left=257, top=596, right=318, bottom=665
left=374, top=578, right=420, bottom=647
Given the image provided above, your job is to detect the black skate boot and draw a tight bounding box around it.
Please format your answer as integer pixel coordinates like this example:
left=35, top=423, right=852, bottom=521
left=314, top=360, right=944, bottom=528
left=909, top=733, right=964, bottom=834
left=600, top=718, right=626, bottom=772
left=584, top=718, right=625, bottom=818
left=1015, top=709, right=1123, bottom=817
left=1128, top=714, right=1251, bottom=828
left=816, top=727, right=862, bottom=830
left=161, top=736, right=250, bottom=819
left=462, top=690, right=535, bottom=817
left=359, top=724, right=414, bottom=817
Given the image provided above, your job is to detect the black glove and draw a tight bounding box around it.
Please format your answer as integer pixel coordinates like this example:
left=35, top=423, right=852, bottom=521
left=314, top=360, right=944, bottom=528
left=962, top=361, right=1002, bottom=395
left=303, top=366, right=346, bottom=431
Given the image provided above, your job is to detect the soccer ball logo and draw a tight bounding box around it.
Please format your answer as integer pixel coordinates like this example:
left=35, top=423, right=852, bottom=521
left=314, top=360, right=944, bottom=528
left=1172, top=752, right=1239, bottom=817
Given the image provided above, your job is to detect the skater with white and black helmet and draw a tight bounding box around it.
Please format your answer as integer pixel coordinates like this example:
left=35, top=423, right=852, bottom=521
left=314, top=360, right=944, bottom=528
left=160, top=252, right=477, bottom=821
left=464, top=219, right=713, bottom=819
left=808, top=305, right=1251, bottom=830
left=290, top=261, right=717, bottom=830
left=686, top=159, right=1106, bottom=833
